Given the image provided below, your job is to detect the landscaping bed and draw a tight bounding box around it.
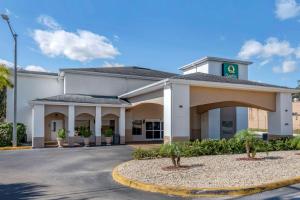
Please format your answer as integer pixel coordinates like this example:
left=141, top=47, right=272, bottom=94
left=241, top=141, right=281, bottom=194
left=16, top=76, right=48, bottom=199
left=115, top=150, right=300, bottom=188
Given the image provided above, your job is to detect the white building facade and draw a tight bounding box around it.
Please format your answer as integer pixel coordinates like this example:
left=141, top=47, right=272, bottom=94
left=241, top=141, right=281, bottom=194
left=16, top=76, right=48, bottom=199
left=6, top=57, right=297, bottom=148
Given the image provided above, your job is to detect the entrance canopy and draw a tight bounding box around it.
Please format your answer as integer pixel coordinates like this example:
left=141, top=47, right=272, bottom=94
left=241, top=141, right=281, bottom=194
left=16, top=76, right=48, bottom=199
left=120, top=72, right=299, bottom=143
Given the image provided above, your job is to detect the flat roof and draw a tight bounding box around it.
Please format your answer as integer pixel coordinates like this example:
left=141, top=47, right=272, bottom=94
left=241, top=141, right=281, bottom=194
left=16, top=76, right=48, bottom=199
left=179, top=56, right=253, bottom=71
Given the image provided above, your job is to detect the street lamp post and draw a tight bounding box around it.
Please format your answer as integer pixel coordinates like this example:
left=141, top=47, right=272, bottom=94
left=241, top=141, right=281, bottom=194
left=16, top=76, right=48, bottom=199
left=1, top=14, right=18, bottom=147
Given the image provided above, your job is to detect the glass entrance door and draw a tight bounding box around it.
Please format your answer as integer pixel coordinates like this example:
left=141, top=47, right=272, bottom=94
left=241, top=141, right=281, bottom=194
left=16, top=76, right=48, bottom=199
left=145, top=121, right=163, bottom=140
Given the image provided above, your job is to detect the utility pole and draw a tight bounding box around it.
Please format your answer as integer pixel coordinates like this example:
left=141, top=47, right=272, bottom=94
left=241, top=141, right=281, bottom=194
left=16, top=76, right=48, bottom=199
left=1, top=14, right=18, bottom=147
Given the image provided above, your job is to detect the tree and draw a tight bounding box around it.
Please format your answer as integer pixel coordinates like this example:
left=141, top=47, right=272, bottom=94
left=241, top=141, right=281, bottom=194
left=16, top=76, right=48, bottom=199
left=292, top=80, right=300, bottom=100
left=235, top=129, right=264, bottom=158
left=160, top=143, right=182, bottom=167
left=0, top=64, right=13, bottom=90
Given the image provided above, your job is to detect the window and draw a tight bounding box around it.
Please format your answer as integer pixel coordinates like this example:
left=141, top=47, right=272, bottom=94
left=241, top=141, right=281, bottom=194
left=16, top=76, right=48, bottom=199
left=145, top=121, right=163, bottom=139
left=52, top=122, right=56, bottom=132
left=132, top=120, right=142, bottom=135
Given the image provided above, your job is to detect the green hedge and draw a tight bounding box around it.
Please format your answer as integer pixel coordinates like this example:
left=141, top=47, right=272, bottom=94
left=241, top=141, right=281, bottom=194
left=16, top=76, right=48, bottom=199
left=132, top=137, right=300, bottom=160
left=0, top=122, right=27, bottom=147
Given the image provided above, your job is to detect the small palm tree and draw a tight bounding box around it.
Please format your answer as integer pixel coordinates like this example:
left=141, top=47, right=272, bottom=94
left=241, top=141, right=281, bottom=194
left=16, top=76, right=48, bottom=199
left=235, top=129, right=260, bottom=158
left=0, top=64, right=13, bottom=90
left=160, top=143, right=182, bottom=167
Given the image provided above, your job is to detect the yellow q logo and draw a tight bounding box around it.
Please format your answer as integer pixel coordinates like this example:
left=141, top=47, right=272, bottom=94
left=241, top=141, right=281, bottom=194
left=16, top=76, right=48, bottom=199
left=228, top=65, right=235, bottom=73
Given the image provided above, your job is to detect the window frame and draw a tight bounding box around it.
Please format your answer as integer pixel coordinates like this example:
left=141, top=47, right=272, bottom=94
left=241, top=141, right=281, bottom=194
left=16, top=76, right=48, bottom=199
left=145, top=119, right=164, bottom=140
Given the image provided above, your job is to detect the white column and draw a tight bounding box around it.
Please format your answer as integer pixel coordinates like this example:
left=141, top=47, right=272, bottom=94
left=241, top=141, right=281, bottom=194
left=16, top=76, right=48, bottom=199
left=68, top=105, right=75, bottom=145
left=208, top=109, right=220, bottom=139
left=95, top=106, right=102, bottom=145
left=164, top=84, right=172, bottom=143
left=119, top=107, right=126, bottom=144
left=236, top=107, right=248, bottom=132
left=268, top=93, right=293, bottom=136
left=32, top=104, right=45, bottom=148
left=163, top=83, right=190, bottom=143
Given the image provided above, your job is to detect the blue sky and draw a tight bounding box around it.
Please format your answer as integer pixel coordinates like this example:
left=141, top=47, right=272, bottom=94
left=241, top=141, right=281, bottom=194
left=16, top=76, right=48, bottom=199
left=0, top=0, right=300, bottom=87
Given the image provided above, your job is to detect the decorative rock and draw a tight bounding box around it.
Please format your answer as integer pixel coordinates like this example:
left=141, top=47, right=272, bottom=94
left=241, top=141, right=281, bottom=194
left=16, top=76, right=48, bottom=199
left=116, top=151, right=300, bottom=188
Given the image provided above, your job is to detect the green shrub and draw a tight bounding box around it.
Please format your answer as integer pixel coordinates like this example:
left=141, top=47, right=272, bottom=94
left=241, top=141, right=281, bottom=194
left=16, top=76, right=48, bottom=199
left=104, top=128, right=113, bottom=137
left=79, top=126, right=92, bottom=138
left=0, top=122, right=27, bottom=146
left=57, top=128, right=66, bottom=139
left=132, top=148, right=160, bottom=159
left=248, top=128, right=268, bottom=132
left=132, top=134, right=299, bottom=160
left=289, top=136, right=300, bottom=150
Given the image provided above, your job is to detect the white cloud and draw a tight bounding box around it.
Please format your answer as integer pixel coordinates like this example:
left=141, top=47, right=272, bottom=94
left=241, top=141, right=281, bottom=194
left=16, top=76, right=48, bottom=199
left=102, top=61, right=124, bottom=67
left=0, top=58, right=48, bottom=72
left=275, top=0, right=300, bottom=20
left=4, top=8, right=11, bottom=15
left=259, top=59, right=271, bottom=66
left=113, top=35, right=120, bottom=41
left=0, top=59, right=14, bottom=68
left=238, top=37, right=294, bottom=59
left=25, top=65, right=48, bottom=72
left=238, top=40, right=263, bottom=59
left=294, top=47, right=300, bottom=58
left=37, top=15, right=61, bottom=30
left=272, top=60, right=298, bottom=73
left=33, top=29, right=120, bottom=62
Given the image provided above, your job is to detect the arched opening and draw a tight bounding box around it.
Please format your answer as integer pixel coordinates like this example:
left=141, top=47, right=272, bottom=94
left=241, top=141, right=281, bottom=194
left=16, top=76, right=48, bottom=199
left=190, top=101, right=271, bottom=141
left=101, top=113, right=119, bottom=143
left=45, top=112, right=67, bottom=142
left=189, top=86, right=277, bottom=141
left=75, top=113, right=95, bottom=143
left=126, top=103, right=164, bottom=142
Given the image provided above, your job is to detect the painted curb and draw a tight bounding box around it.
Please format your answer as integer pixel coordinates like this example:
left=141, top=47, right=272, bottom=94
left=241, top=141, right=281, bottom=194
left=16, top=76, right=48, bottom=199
left=0, top=146, right=32, bottom=151
left=112, top=161, right=300, bottom=197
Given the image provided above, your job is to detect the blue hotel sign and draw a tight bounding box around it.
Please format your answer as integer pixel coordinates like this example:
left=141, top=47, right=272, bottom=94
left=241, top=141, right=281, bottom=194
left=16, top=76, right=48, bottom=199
left=222, top=63, right=239, bottom=79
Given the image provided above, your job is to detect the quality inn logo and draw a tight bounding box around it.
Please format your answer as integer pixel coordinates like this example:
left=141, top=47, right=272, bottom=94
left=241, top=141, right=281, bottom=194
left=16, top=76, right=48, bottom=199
left=222, top=63, right=238, bottom=79
left=227, top=65, right=235, bottom=74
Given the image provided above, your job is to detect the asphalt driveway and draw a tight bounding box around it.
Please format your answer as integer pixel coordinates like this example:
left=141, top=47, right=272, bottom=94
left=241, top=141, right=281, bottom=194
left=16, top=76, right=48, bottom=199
left=1, top=146, right=300, bottom=200
left=0, top=146, right=185, bottom=200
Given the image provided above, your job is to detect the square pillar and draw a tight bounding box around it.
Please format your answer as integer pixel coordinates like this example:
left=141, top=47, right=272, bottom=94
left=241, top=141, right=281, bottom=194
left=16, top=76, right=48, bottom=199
left=268, top=92, right=293, bottom=138
left=32, top=104, right=45, bottom=148
left=163, top=83, right=190, bottom=143
left=119, top=107, right=125, bottom=144
left=236, top=107, right=248, bottom=132
left=68, top=105, right=75, bottom=146
left=95, top=106, right=102, bottom=145
left=208, top=109, right=220, bottom=139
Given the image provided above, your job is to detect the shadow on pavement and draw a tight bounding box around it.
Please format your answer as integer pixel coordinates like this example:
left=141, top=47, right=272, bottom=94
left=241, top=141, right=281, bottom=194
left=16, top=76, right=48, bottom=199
left=0, top=183, right=48, bottom=200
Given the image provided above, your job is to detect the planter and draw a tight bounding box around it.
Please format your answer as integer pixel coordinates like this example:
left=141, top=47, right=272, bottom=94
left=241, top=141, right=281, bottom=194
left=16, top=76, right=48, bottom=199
left=57, top=138, right=64, bottom=148
left=83, top=137, right=90, bottom=147
left=106, top=137, right=112, bottom=145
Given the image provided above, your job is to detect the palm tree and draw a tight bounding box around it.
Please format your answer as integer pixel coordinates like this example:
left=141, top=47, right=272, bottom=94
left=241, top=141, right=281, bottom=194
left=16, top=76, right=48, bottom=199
left=0, top=64, right=13, bottom=90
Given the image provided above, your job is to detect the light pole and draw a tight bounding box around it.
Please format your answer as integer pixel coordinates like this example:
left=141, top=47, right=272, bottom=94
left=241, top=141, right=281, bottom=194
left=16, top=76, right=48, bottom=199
left=1, top=14, right=17, bottom=147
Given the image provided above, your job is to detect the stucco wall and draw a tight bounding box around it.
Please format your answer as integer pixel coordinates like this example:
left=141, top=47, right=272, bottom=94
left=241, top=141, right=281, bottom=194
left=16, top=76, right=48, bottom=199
left=45, top=113, right=66, bottom=141
left=268, top=93, right=293, bottom=135
left=64, top=72, right=156, bottom=96
left=7, top=73, right=63, bottom=141
left=190, top=86, right=276, bottom=111
left=125, top=103, right=163, bottom=142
